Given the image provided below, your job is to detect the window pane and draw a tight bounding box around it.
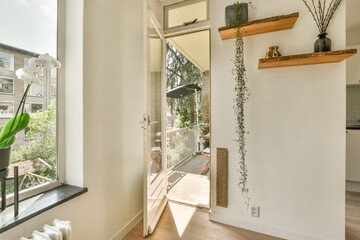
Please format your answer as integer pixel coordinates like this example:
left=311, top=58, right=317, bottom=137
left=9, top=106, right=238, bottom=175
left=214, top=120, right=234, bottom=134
left=0, top=52, right=14, bottom=71
left=50, top=83, right=57, bottom=97
left=27, top=83, right=44, bottom=97
left=0, top=77, right=14, bottom=93
left=0, top=0, right=58, bottom=196
left=25, top=103, right=43, bottom=114
left=167, top=1, right=207, bottom=28
left=0, top=102, right=14, bottom=118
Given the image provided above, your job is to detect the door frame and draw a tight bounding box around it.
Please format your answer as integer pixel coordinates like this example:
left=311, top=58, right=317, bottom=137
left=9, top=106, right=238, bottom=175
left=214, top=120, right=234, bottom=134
left=164, top=29, right=211, bottom=210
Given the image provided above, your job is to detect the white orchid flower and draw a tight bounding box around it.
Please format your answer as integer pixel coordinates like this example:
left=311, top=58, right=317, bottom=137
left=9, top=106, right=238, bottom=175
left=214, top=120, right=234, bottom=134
left=29, top=54, right=61, bottom=69
left=29, top=57, right=52, bottom=69
left=16, top=67, right=42, bottom=84
left=21, top=74, right=41, bottom=84
left=23, top=66, right=43, bottom=76
left=51, top=57, right=61, bottom=68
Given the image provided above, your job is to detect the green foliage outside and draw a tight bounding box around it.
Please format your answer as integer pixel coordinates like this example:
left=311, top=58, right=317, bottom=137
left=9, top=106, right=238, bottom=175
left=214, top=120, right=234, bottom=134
left=199, top=123, right=210, bottom=137
left=6, top=100, right=57, bottom=193
left=167, top=130, right=193, bottom=169
left=166, top=42, right=203, bottom=128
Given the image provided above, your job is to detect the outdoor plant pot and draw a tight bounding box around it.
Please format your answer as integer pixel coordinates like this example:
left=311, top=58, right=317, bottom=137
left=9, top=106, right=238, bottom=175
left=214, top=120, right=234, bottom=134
left=202, top=141, right=210, bottom=149
left=225, top=3, right=248, bottom=26
left=0, top=147, right=11, bottom=179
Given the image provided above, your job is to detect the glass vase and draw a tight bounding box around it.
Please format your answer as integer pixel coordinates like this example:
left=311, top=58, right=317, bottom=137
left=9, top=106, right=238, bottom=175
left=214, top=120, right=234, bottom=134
left=314, top=33, right=331, bottom=52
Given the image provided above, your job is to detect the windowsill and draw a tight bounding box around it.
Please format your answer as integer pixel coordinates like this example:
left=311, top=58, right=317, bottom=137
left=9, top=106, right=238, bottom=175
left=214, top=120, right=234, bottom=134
left=0, top=184, right=87, bottom=234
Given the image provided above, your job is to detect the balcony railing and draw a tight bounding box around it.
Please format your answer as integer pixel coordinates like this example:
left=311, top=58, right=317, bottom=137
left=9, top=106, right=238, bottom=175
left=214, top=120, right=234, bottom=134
left=167, top=127, right=198, bottom=169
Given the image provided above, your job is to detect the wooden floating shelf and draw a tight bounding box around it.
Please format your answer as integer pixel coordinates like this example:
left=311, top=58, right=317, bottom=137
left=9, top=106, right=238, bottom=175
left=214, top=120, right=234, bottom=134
left=218, top=12, right=299, bottom=40
left=258, top=49, right=358, bottom=69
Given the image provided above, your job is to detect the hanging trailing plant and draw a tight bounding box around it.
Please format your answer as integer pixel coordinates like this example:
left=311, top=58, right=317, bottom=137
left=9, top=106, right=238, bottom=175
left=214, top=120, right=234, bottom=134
left=233, top=2, right=251, bottom=207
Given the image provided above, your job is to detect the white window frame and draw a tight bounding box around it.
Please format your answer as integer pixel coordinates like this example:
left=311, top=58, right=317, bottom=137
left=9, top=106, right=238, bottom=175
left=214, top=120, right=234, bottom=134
left=0, top=76, right=15, bottom=94
left=164, top=0, right=210, bottom=36
left=0, top=51, right=15, bottom=71
left=1, top=0, right=66, bottom=206
left=0, top=101, right=14, bottom=118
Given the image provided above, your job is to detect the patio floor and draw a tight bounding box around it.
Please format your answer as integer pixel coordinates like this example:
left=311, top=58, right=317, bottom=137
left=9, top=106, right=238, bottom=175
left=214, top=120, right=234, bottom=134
left=167, top=154, right=210, bottom=207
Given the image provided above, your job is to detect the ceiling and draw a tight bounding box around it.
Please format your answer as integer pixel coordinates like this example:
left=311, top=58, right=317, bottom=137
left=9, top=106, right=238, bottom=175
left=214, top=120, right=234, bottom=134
left=167, top=30, right=210, bottom=72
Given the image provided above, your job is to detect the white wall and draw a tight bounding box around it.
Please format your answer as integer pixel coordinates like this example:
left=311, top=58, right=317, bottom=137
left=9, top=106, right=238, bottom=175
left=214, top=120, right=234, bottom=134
left=346, top=0, right=360, bottom=46
left=210, top=1, right=346, bottom=240
left=0, top=0, right=147, bottom=239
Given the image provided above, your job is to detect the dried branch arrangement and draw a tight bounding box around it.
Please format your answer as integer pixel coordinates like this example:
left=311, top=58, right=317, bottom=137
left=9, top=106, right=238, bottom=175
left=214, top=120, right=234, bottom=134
left=301, top=0, right=343, bottom=33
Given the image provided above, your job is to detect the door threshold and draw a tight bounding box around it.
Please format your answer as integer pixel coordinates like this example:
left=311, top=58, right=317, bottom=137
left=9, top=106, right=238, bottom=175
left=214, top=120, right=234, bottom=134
left=168, top=198, right=210, bottom=212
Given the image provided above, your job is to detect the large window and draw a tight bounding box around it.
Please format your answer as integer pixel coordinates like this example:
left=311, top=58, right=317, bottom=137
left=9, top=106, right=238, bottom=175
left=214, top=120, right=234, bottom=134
left=0, top=76, right=14, bottom=94
left=0, top=0, right=61, bottom=201
left=0, top=52, right=14, bottom=71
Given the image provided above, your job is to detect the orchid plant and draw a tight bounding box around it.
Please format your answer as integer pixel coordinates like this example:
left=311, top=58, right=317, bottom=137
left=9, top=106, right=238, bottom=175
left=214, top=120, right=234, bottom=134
left=0, top=53, right=61, bottom=149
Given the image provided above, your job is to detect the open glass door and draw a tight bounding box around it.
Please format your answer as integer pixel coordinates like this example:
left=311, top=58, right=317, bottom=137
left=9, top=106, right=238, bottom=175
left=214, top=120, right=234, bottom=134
left=143, top=7, right=167, bottom=237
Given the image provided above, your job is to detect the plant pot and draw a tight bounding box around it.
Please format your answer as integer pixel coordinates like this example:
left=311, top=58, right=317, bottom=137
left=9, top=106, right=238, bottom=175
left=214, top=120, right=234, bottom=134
left=225, top=3, right=248, bottom=26
left=314, top=33, right=331, bottom=52
left=202, top=142, right=210, bottom=149
left=0, top=147, right=11, bottom=179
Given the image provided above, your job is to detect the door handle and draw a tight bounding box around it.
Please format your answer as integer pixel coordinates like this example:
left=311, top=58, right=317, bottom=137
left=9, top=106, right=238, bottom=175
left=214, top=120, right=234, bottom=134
left=140, top=114, right=159, bottom=128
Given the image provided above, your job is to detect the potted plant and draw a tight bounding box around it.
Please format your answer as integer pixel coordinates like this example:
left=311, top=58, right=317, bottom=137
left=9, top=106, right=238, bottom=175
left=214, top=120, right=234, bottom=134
left=232, top=1, right=251, bottom=207
left=199, top=123, right=210, bottom=149
left=225, top=2, right=248, bottom=26
left=301, top=0, right=343, bottom=52
left=0, top=53, right=61, bottom=180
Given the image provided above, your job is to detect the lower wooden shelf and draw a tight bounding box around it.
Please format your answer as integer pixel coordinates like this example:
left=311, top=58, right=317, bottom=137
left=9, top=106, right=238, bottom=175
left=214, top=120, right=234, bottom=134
left=258, top=49, right=357, bottom=69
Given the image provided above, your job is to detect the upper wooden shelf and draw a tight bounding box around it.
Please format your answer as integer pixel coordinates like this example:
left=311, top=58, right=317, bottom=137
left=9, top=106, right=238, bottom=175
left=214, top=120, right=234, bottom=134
left=218, top=12, right=299, bottom=40
left=258, top=49, right=358, bottom=69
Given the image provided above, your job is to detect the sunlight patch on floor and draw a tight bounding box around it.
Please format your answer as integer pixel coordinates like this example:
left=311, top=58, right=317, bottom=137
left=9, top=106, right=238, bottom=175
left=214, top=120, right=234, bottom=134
left=168, top=173, right=209, bottom=207
left=169, top=202, right=197, bottom=237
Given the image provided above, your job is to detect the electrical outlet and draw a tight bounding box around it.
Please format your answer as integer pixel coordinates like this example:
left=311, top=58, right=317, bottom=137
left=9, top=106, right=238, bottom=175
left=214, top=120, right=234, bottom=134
left=250, top=205, right=260, bottom=218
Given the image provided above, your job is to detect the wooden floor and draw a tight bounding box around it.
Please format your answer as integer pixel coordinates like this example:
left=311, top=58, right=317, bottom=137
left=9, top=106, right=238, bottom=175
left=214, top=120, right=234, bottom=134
left=124, top=202, right=281, bottom=240
left=346, top=191, right=360, bottom=240
left=124, top=192, right=360, bottom=240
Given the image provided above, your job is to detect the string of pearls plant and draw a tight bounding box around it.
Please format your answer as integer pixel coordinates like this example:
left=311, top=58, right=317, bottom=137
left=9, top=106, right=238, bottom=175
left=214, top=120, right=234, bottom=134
left=233, top=2, right=251, bottom=207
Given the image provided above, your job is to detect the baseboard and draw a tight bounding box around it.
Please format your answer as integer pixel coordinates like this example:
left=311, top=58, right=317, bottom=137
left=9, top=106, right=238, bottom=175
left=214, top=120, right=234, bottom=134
left=209, top=212, right=338, bottom=240
left=346, top=180, right=360, bottom=193
left=111, top=210, right=143, bottom=240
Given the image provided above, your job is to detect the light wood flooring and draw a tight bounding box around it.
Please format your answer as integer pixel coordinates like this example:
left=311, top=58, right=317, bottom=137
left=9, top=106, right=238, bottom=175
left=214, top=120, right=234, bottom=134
left=346, top=191, right=360, bottom=240
left=124, top=202, right=282, bottom=240
left=124, top=192, right=360, bottom=240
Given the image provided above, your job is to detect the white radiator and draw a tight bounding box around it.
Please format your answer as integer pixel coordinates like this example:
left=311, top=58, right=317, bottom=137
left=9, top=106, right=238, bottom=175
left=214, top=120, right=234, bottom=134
left=20, top=219, right=72, bottom=240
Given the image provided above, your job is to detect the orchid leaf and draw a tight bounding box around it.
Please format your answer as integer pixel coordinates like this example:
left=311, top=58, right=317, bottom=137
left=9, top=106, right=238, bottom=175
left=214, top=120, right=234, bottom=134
left=0, top=136, right=16, bottom=149
left=0, top=113, right=30, bottom=149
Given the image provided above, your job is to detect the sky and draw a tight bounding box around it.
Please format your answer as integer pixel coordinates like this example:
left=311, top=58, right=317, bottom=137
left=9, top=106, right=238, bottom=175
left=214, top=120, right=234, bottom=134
left=0, top=0, right=57, bottom=57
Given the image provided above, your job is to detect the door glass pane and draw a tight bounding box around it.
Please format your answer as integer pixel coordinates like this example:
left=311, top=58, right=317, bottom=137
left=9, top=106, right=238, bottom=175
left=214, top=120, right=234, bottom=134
left=167, top=1, right=207, bottom=28
left=149, top=36, right=163, bottom=182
